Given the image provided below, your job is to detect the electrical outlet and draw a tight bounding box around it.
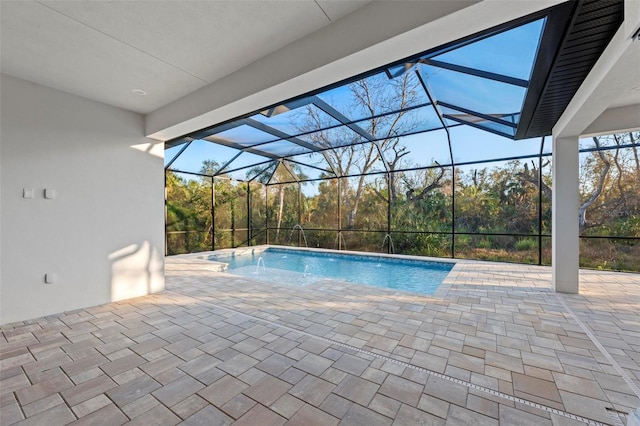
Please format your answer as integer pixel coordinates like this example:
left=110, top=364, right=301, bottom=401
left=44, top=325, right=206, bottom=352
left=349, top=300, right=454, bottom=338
left=23, top=188, right=34, bottom=199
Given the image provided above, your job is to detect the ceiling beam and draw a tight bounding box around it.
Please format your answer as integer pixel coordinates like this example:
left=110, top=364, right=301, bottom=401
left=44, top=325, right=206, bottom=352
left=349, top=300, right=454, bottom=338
left=312, top=96, right=375, bottom=141
left=444, top=114, right=513, bottom=139
left=420, top=59, right=529, bottom=87
left=437, top=101, right=518, bottom=128
left=244, top=118, right=319, bottom=152
left=203, top=135, right=279, bottom=159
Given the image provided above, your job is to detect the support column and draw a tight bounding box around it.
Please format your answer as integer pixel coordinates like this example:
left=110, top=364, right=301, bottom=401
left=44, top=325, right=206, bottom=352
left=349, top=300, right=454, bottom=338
left=552, top=135, right=580, bottom=293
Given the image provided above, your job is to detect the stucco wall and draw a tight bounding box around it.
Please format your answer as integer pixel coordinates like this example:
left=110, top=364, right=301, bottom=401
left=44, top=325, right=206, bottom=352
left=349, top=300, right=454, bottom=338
left=0, top=74, right=164, bottom=324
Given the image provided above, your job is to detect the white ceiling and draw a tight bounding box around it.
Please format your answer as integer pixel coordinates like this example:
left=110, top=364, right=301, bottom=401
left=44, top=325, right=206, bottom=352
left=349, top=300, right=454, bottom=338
left=0, top=0, right=369, bottom=114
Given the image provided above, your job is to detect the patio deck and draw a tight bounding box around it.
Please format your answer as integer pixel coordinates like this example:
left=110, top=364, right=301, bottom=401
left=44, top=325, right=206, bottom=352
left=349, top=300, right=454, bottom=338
left=1, top=254, right=639, bottom=425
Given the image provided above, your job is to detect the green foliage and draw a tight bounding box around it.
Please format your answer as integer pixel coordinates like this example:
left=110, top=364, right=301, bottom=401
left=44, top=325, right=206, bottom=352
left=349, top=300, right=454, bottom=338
left=515, top=238, right=537, bottom=251
left=165, top=132, right=640, bottom=272
left=476, top=239, right=492, bottom=249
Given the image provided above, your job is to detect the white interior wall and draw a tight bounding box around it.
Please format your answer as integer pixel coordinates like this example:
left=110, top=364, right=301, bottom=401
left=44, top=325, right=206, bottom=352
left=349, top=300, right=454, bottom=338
left=0, top=74, right=164, bottom=324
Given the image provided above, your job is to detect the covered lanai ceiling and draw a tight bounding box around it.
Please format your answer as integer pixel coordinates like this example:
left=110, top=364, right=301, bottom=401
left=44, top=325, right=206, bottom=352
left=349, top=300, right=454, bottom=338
left=165, top=0, right=626, bottom=183
left=0, top=1, right=370, bottom=114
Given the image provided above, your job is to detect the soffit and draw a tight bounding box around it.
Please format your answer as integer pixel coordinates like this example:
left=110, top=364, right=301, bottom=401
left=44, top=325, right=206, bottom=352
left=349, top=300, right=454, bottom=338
left=519, top=0, right=625, bottom=138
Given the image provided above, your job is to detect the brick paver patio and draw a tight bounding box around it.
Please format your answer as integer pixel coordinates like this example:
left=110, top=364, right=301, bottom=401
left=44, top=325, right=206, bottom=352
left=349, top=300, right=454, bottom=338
left=2, top=247, right=639, bottom=425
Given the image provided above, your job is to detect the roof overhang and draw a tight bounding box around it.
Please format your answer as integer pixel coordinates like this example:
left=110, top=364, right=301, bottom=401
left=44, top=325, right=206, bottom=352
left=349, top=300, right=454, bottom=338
left=518, top=0, right=625, bottom=138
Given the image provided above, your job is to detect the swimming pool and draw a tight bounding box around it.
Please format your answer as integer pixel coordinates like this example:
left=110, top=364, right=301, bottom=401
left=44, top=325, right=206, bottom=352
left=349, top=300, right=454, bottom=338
left=209, top=247, right=453, bottom=295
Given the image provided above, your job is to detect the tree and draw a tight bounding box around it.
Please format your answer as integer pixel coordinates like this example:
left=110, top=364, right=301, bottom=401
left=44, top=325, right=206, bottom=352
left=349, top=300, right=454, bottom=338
left=250, top=161, right=308, bottom=242
left=295, top=72, right=427, bottom=227
left=165, top=171, right=212, bottom=253
left=579, top=132, right=640, bottom=234
left=403, top=163, right=447, bottom=203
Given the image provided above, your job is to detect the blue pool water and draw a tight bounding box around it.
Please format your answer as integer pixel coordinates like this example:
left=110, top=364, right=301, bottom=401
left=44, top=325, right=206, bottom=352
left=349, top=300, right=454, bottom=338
left=209, top=248, right=453, bottom=295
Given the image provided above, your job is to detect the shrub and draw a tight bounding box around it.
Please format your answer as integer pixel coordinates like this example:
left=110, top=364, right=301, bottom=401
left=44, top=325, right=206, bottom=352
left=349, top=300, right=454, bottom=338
left=515, top=238, right=537, bottom=251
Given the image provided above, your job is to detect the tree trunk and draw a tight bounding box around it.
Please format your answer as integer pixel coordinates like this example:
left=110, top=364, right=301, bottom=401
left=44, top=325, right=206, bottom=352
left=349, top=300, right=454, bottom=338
left=275, top=186, right=284, bottom=242
left=579, top=137, right=611, bottom=232
left=389, top=172, right=397, bottom=203
left=629, top=132, right=640, bottom=183
left=519, top=161, right=552, bottom=200
left=349, top=174, right=366, bottom=228
left=348, top=145, right=378, bottom=227
left=406, top=166, right=446, bottom=202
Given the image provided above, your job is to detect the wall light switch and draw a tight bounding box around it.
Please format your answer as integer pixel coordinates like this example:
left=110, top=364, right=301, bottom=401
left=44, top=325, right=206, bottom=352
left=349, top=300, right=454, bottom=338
left=45, top=273, right=56, bottom=284
left=23, top=188, right=33, bottom=199
left=44, top=188, right=56, bottom=199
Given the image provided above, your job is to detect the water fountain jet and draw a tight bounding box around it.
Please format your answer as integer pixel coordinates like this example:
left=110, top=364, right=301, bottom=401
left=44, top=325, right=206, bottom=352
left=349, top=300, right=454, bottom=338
left=287, top=224, right=308, bottom=248
left=381, top=234, right=395, bottom=254
left=255, top=257, right=266, bottom=273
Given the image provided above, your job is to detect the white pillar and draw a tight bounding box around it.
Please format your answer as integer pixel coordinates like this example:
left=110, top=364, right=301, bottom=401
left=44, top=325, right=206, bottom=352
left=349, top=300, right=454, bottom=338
left=552, top=135, right=580, bottom=293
